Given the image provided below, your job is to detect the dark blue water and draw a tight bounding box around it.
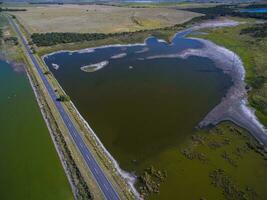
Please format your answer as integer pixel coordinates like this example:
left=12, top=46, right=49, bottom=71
left=241, top=8, right=267, bottom=13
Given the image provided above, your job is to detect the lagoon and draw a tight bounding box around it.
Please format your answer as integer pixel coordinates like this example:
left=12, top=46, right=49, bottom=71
left=0, top=60, right=73, bottom=200
left=44, top=35, right=232, bottom=199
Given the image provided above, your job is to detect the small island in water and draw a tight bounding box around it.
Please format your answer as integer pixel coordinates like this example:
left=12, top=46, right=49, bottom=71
left=80, top=60, right=109, bottom=72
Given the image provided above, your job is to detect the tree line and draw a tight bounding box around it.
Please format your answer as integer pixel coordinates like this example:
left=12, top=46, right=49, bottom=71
left=4, top=36, right=18, bottom=45
left=31, top=32, right=109, bottom=46
left=0, top=7, right=27, bottom=12
left=244, top=4, right=267, bottom=9
left=31, top=30, right=148, bottom=46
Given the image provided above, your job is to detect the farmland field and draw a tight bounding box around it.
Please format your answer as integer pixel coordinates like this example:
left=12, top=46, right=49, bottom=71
left=11, top=4, right=201, bottom=33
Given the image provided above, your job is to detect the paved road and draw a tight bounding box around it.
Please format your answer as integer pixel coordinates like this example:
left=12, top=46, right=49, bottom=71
left=8, top=16, right=121, bottom=200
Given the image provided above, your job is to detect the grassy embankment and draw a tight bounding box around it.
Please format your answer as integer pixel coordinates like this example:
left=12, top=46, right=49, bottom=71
left=10, top=14, right=136, bottom=200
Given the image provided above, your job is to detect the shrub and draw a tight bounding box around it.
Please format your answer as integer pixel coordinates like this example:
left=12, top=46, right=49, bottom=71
left=249, top=75, right=266, bottom=89
left=250, top=95, right=267, bottom=114
left=240, top=23, right=267, bottom=38
left=57, top=94, right=70, bottom=102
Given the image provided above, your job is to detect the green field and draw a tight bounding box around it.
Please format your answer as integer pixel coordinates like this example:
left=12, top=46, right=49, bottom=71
left=0, top=61, right=73, bottom=200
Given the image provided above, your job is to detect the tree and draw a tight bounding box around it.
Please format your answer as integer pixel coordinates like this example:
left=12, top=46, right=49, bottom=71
left=57, top=94, right=70, bottom=102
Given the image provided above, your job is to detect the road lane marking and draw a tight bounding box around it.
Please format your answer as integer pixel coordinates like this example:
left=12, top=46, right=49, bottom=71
left=79, top=142, right=84, bottom=148
left=86, top=154, right=91, bottom=161
left=103, top=183, right=109, bottom=191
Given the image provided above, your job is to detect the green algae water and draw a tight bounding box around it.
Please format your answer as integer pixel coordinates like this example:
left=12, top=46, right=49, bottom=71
left=0, top=60, right=73, bottom=200
left=44, top=37, right=232, bottom=199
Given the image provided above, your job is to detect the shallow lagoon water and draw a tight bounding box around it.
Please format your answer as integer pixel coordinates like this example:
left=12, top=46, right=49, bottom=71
left=0, top=60, right=73, bottom=200
left=44, top=36, right=232, bottom=199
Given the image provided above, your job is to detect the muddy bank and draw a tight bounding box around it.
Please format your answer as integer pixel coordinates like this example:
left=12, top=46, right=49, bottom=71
left=172, top=18, right=240, bottom=38
left=146, top=36, right=267, bottom=150
left=145, top=18, right=267, bottom=151
left=179, top=39, right=267, bottom=150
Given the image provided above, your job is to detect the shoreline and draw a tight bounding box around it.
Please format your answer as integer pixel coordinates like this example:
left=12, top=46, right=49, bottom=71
left=43, top=42, right=147, bottom=58
left=40, top=17, right=267, bottom=198
left=184, top=38, right=267, bottom=150
left=144, top=36, right=267, bottom=150
left=43, top=18, right=241, bottom=59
